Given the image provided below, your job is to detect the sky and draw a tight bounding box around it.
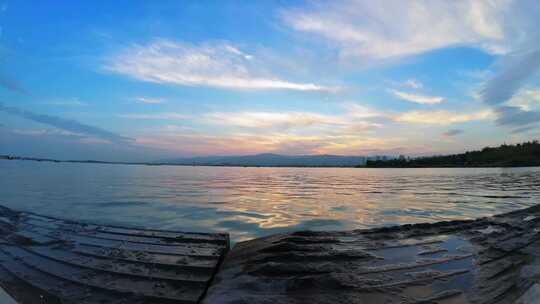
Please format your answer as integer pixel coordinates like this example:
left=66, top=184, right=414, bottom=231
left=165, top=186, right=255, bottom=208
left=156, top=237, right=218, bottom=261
left=1, top=0, right=540, bottom=162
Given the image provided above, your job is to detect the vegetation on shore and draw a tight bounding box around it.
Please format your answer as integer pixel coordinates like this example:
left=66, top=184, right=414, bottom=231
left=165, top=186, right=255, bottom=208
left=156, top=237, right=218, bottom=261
left=365, top=140, right=540, bottom=168
left=3, top=140, right=540, bottom=168
left=0, top=155, right=140, bottom=165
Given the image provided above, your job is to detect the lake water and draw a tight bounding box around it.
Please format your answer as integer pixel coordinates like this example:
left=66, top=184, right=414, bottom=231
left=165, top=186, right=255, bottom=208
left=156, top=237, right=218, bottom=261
left=1, top=160, right=539, bottom=242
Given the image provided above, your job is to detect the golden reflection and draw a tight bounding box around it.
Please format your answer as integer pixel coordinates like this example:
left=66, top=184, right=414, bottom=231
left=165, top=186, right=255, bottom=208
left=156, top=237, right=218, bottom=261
left=1, top=162, right=539, bottom=243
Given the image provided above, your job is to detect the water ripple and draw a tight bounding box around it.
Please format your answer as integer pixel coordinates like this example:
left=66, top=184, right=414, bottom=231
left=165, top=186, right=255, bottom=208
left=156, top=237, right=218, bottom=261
left=1, top=160, right=540, bottom=242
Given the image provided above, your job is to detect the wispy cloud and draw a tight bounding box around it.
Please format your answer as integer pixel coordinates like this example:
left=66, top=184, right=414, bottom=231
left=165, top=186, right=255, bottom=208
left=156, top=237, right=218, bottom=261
left=405, top=79, right=423, bottom=89
left=118, top=112, right=188, bottom=120
left=46, top=98, right=88, bottom=107
left=391, top=90, right=444, bottom=105
left=11, top=128, right=85, bottom=138
left=0, top=102, right=132, bottom=143
left=282, top=0, right=535, bottom=60
left=443, top=129, right=464, bottom=137
left=132, top=105, right=492, bottom=155
left=204, top=112, right=343, bottom=130
left=394, top=110, right=493, bottom=125
left=136, top=131, right=399, bottom=156
left=506, top=89, right=540, bottom=111
left=342, top=103, right=384, bottom=119
left=343, top=103, right=491, bottom=126
left=134, top=97, right=166, bottom=104
left=106, top=40, right=337, bottom=92
left=203, top=109, right=384, bottom=137
left=511, top=125, right=538, bottom=134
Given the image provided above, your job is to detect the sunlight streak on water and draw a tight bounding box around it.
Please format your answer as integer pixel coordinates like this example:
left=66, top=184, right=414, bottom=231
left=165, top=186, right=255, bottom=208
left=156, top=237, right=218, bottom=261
left=1, top=160, right=539, bottom=242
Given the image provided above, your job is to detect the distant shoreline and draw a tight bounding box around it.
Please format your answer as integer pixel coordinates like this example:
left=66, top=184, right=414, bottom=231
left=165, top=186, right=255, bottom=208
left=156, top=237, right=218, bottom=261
left=362, top=164, right=540, bottom=168
left=2, top=155, right=540, bottom=169
left=0, top=155, right=361, bottom=168
left=365, top=140, right=540, bottom=168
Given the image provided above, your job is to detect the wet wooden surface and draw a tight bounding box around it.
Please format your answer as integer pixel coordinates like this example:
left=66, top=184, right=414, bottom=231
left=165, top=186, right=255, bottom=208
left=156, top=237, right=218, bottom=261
left=203, top=205, right=540, bottom=304
left=0, top=206, right=229, bottom=304
left=2, top=204, right=540, bottom=303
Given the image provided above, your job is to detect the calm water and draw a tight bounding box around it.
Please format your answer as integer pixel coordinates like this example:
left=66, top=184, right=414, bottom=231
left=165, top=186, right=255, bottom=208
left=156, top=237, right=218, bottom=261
left=1, top=160, right=540, bottom=242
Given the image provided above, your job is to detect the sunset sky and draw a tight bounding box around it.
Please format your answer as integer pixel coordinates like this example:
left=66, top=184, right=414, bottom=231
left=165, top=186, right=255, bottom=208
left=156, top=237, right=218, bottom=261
left=1, top=1, right=540, bottom=161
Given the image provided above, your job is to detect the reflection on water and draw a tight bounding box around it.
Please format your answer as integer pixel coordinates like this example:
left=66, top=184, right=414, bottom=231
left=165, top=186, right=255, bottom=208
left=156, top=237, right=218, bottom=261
left=1, top=160, right=539, bottom=242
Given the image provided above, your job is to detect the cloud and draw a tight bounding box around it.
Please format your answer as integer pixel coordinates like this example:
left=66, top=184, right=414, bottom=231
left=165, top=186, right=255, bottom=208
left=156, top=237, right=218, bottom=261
left=443, top=129, right=464, bottom=137
left=282, top=0, right=536, bottom=60
left=494, top=106, right=540, bottom=127
left=203, top=109, right=384, bottom=138
left=342, top=103, right=385, bottom=119
left=118, top=112, right=188, bottom=120
left=0, top=127, right=173, bottom=162
left=11, top=128, right=85, bottom=138
left=405, top=79, right=423, bottom=89
left=131, top=105, right=491, bottom=156
left=482, top=49, right=540, bottom=106
left=0, top=103, right=132, bottom=143
left=134, top=97, right=166, bottom=104
left=506, top=89, right=540, bottom=111
left=106, top=40, right=336, bottom=92
left=391, top=90, right=444, bottom=105
left=480, top=49, right=540, bottom=130
left=342, top=103, right=491, bottom=126
left=510, top=125, right=538, bottom=134
left=135, top=130, right=398, bottom=156
left=204, top=112, right=343, bottom=130
left=46, top=98, right=88, bottom=107
left=342, top=102, right=493, bottom=126
left=394, top=110, right=493, bottom=125
left=130, top=107, right=389, bottom=155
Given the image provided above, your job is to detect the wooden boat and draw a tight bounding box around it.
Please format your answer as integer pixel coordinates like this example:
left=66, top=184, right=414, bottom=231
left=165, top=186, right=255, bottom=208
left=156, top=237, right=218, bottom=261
left=1, top=204, right=540, bottom=303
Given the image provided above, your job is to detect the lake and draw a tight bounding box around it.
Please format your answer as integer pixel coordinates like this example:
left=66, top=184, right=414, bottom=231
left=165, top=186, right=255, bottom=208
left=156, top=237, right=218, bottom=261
left=1, top=160, right=539, bottom=242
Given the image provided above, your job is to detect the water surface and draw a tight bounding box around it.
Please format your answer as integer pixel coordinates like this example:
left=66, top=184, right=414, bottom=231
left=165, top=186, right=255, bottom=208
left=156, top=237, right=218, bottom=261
left=1, top=160, right=539, bottom=242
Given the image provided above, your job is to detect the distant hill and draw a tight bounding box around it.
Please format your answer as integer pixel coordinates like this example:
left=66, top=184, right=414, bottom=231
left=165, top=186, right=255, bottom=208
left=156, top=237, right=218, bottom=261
left=157, top=153, right=369, bottom=167
left=365, top=141, right=540, bottom=168
left=0, top=153, right=385, bottom=167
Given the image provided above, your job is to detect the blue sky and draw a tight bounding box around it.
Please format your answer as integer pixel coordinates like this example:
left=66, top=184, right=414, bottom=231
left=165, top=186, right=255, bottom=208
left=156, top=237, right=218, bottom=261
left=1, top=0, right=540, bottom=161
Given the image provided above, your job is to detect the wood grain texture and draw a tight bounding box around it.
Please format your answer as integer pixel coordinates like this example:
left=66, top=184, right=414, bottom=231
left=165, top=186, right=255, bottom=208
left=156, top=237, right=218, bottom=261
left=0, top=206, right=229, bottom=304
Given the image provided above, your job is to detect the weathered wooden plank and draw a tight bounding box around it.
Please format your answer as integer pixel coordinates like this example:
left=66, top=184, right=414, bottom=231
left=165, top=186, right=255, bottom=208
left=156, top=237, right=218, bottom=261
left=0, top=205, right=229, bottom=304
left=25, top=245, right=212, bottom=282
left=0, top=246, right=203, bottom=302
left=0, top=250, right=189, bottom=304
left=0, top=250, right=123, bottom=304
left=20, top=226, right=224, bottom=257
left=24, top=217, right=228, bottom=248
left=24, top=213, right=228, bottom=244
left=72, top=243, right=219, bottom=268
left=203, top=204, right=540, bottom=304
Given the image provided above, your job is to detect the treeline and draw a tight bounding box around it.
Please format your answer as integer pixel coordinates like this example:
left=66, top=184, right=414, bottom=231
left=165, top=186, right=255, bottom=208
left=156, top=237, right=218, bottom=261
left=366, top=140, right=540, bottom=168
left=0, top=155, right=143, bottom=165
